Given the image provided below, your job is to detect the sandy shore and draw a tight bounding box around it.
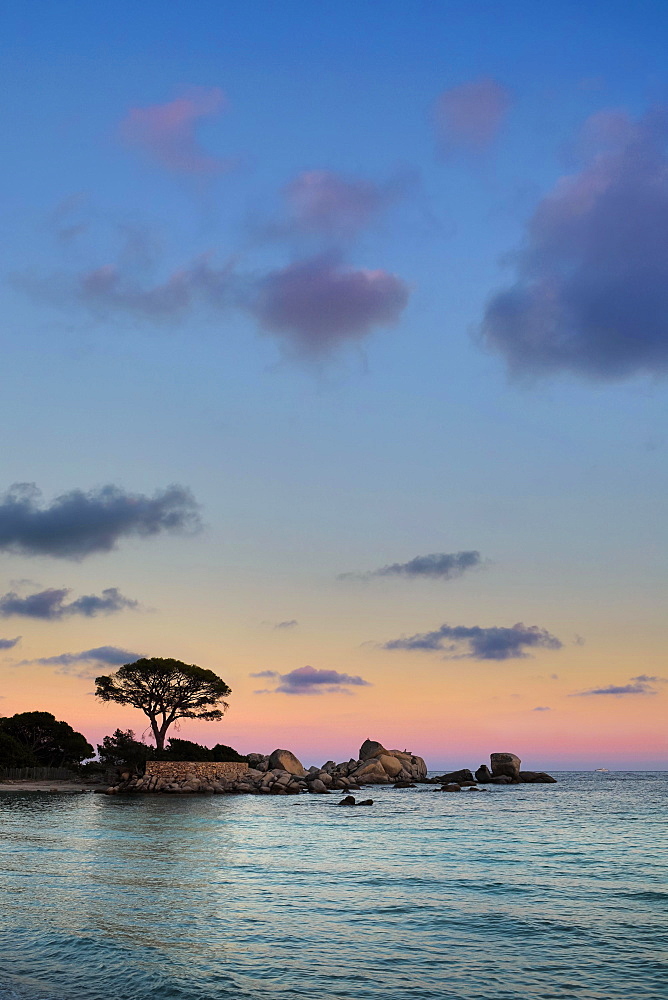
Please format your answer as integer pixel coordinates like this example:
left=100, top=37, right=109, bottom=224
left=0, top=781, right=101, bottom=793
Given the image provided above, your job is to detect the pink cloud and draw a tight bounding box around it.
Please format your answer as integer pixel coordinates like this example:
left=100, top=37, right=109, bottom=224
left=284, top=170, right=407, bottom=237
left=434, top=77, right=510, bottom=153
left=119, top=87, right=230, bottom=173
left=251, top=255, right=410, bottom=357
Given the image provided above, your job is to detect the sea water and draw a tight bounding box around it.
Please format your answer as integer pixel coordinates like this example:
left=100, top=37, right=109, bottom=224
left=0, top=772, right=665, bottom=1000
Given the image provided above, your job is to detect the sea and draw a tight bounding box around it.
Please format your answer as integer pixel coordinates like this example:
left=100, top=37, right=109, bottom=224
left=0, top=771, right=665, bottom=1000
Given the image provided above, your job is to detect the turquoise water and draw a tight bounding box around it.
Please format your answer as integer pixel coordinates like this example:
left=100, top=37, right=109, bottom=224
left=0, top=772, right=666, bottom=1000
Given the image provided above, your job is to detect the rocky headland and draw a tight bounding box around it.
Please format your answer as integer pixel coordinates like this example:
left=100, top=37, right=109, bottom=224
left=103, top=741, right=556, bottom=796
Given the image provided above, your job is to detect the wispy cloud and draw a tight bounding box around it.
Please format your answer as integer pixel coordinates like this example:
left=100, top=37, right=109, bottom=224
left=77, top=256, right=235, bottom=323
left=481, top=108, right=668, bottom=380
left=434, top=77, right=510, bottom=154
left=119, top=87, right=231, bottom=174
left=576, top=674, right=667, bottom=696
left=383, top=622, right=563, bottom=660
left=0, top=587, right=139, bottom=620
left=0, top=483, right=200, bottom=559
left=21, top=645, right=142, bottom=678
left=273, top=619, right=298, bottom=630
left=340, top=550, right=482, bottom=581
left=0, top=636, right=21, bottom=650
left=251, top=665, right=371, bottom=695
left=532, top=706, right=551, bottom=712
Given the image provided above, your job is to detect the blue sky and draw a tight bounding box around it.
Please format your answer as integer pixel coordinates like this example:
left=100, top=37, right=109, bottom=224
left=0, top=1, right=667, bottom=767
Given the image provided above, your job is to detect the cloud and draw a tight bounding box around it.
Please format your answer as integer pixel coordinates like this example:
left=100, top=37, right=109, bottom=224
left=252, top=664, right=371, bottom=695
left=383, top=622, right=562, bottom=660
left=119, top=87, right=230, bottom=174
left=0, top=482, right=200, bottom=559
left=78, top=257, right=235, bottom=323
left=22, top=645, right=141, bottom=678
left=0, top=636, right=20, bottom=650
left=434, top=77, right=510, bottom=153
left=341, top=550, right=482, bottom=581
left=251, top=254, right=409, bottom=358
left=532, top=706, right=551, bottom=712
left=273, top=620, right=298, bottom=630
left=0, top=587, right=138, bottom=620
left=577, top=674, right=667, bottom=696
left=284, top=170, right=408, bottom=238
left=481, top=108, right=668, bottom=380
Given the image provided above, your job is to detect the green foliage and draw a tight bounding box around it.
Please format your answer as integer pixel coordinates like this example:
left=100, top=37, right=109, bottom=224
left=97, top=729, right=151, bottom=770
left=0, top=729, right=36, bottom=767
left=157, top=738, right=246, bottom=762
left=0, top=712, right=94, bottom=767
left=95, top=657, right=231, bottom=750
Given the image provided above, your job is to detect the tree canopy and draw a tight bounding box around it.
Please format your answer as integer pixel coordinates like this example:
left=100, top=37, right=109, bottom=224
left=0, top=711, right=94, bottom=767
left=95, top=657, right=231, bottom=750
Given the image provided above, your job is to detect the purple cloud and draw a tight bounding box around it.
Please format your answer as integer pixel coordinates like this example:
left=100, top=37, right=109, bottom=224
left=481, top=108, right=668, bottom=380
left=284, top=170, right=407, bottom=237
left=434, top=77, right=510, bottom=153
left=383, top=622, right=562, bottom=660
left=252, top=665, right=371, bottom=695
left=0, top=636, right=20, bottom=650
left=119, top=87, right=230, bottom=174
left=341, top=550, right=482, bottom=581
left=0, top=587, right=138, bottom=620
left=251, top=254, right=409, bottom=357
left=577, top=674, right=667, bottom=696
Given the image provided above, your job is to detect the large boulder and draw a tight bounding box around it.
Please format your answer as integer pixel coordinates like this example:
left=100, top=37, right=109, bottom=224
left=436, top=769, right=474, bottom=785
left=490, top=752, right=521, bottom=781
left=377, top=754, right=403, bottom=778
left=268, top=749, right=306, bottom=776
left=359, top=739, right=388, bottom=760
left=475, top=765, right=493, bottom=783
left=351, top=759, right=389, bottom=784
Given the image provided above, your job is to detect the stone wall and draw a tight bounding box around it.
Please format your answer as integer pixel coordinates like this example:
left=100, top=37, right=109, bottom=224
left=145, top=761, right=248, bottom=782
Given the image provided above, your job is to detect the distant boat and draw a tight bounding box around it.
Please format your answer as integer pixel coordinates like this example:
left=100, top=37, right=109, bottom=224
left=594, top=768, right=609, bottom=772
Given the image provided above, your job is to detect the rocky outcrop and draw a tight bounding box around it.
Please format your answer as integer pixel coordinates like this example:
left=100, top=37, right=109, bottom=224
left=490, top=752, right=522, bottom=781
left=352, top=739, right=427, bottom=783
left=105, top=743, right=556, bottom=796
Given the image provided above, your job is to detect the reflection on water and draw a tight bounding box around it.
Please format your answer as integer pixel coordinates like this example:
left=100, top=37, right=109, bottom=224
left=0, top=773, right=666, bottom=999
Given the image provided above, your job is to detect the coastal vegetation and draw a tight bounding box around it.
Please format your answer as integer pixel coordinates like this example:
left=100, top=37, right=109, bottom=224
left=94, top=657, right=231, bottom=751
left=0, top=712, right=94, bottom=768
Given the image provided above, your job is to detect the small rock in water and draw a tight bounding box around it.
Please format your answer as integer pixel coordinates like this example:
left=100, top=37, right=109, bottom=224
left=357, top=799, right=374, bottom=806
left=440, top=783, right=462, bottom=792
left=338, top=795, right=356, bottom=806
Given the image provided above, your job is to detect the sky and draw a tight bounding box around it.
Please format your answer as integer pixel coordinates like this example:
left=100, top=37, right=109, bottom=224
left=0, top=0, right=667, bottom=770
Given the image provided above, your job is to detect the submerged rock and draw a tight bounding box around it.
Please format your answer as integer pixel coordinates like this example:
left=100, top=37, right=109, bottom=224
left=519, top=771, right=557, bottom=783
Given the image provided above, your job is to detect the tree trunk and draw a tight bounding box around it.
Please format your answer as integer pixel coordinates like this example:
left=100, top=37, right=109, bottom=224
left=151, top=720, right=166, bottom=751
